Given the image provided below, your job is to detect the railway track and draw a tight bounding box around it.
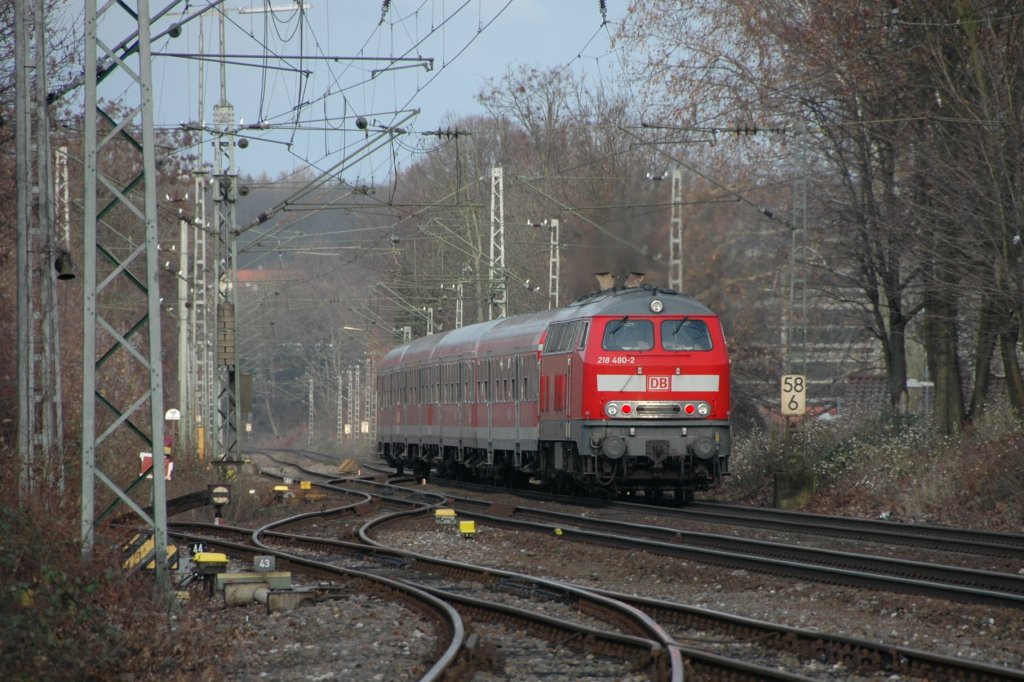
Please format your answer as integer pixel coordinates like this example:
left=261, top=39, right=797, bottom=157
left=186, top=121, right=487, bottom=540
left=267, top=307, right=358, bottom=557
left=358, top=492, right=1024, bottom=680
left=427, top=474, right=1024, bottom=560
left=679, top=501, right=1024, bottom=558
left=173, top=522, right=684, bottom=680
left=254, top=453, right=1024, bottom=605
left=167, top=523, right=461, bottom=681
left=223, top=451, right=1024, bottom=678
left=428, top=494, right=1024, bottom=608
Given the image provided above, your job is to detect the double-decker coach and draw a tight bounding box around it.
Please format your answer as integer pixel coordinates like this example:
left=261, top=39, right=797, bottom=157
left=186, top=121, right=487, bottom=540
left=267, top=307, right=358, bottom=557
left=376, top=279, right=731, bottom=502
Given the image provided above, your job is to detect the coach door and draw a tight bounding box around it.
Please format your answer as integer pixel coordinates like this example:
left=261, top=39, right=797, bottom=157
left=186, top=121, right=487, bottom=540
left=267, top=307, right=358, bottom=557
left=485, top=358, right=494, bottom=462
left=513, top=354, right=522, bottom=449
left=568, top=321, right=588, bottom=427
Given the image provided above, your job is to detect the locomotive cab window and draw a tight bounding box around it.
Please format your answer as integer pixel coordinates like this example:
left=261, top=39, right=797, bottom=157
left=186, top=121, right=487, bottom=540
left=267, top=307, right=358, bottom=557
left=602, top=318, right=654, bottom=351
left=661, top=318, right=713, bottom=351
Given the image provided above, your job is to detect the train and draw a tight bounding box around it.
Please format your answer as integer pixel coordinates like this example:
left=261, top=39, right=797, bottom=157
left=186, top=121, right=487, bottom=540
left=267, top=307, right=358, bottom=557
left=375, top=277, right=731, bottom=502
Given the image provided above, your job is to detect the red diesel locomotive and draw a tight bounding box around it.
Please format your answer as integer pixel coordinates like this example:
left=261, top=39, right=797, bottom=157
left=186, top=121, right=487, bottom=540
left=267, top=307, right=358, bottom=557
left=376, top=282, right=731, bottom=501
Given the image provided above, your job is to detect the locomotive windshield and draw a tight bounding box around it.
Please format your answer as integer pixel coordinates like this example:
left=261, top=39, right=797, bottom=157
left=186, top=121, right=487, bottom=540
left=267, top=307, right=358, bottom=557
left=661, top=318, right=713, bottom=351
left=602, top=318, right=654, bottom=351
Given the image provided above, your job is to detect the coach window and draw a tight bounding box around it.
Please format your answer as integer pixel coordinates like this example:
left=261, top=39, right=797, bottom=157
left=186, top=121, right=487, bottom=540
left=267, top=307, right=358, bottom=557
left=477, top=360, right=484, bottom=402
left=512, top=357, right=520, bottom=401
left=578, top=321, right=589, bottom=350
left=603, top=318, right=654, bottom=351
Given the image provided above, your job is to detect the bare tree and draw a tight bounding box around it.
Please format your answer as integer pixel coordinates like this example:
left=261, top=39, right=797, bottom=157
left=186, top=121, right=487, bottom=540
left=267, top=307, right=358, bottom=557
left=618, top=0, right=1024, bottom=432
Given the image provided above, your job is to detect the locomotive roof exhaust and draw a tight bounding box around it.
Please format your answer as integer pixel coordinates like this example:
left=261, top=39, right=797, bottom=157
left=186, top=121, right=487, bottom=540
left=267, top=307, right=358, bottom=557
left=593, top=272, right=646, bottom=292
left=595, top=272, right=615, bottom=291
left=625, top=272, right=645, bottom=288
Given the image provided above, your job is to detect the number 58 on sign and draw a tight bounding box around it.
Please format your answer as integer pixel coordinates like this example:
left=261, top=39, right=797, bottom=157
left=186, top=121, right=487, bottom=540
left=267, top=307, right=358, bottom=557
left=781, top=375, right=806, bottom=416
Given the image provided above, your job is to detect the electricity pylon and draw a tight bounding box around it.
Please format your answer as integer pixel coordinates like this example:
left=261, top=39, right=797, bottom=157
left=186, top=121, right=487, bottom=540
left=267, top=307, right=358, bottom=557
left=81, top=0, right=171, bottom=592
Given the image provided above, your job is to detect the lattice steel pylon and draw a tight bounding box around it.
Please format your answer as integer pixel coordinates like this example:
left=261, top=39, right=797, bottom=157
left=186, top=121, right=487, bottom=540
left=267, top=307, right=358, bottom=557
left=364, top=360, right=376, bottom=443
left=207, top=2, right=244, bottom=465
left=547, top=219, right=560, bottom=309
left=489, top=167, right=507, bottom=320
left=81, top=0, right=170, bottom=591
left=669, top=167, right=684, bottom=292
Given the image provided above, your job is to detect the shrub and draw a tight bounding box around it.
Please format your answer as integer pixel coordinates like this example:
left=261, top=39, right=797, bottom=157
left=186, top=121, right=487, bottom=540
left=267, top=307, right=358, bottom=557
left=726, top=401, right=1024, bottom=529
left=0, top=497, right=223, bottom=680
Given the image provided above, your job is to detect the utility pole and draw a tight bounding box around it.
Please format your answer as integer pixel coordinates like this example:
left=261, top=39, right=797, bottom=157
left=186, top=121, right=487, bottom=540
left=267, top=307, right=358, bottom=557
left=307, top=373, right=314, bottom=447
left=455, top=281, right=464, bottom=328
left=191, top=166, right=213, bottom=462
left=351, top=366, right=359, bottom=440
left=342, top=372, right=350, bottom=446
left=188, top=11, right=211, bottom=464
left=489, top=167, right=507, bottom=319
left=211, top=3, right=244, bottom=466
left=16, top=0, right=65, bottom=499
left=82, top=0, right=170, bottom=593
left=529, top=219, right=560, bottom=309
left=669, top=167, right=684, bottom=292
left=788, top=124, right=808, bottom=376
left=176, top=216, right=190, bottom=456
left=364, top=360, right=376, bottom=444
left=545, top=219, right=560, bottom=309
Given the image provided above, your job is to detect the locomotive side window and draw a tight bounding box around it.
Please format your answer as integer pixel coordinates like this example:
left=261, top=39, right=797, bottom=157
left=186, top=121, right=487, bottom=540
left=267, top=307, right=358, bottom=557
left=661, top=318, right=713, bottom=351
left=543, top=320, right=583, bottom=354
left=602, top=318, right=654, bottom=351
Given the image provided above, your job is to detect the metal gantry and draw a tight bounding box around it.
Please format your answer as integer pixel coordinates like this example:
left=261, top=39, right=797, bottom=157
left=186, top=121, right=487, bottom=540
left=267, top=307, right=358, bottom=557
left=82, top=0, right=170, bottom=590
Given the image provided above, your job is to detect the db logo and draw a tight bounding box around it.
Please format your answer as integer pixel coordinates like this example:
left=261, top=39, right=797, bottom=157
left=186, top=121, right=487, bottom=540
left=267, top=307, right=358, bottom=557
left=647, top=375, right=670, bottom=391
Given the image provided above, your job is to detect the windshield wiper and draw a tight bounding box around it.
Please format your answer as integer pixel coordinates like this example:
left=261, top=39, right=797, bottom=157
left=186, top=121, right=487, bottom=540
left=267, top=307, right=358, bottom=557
left=608, top=315, right=629, bottom=336
left=672, top=316, right=690, bottom=336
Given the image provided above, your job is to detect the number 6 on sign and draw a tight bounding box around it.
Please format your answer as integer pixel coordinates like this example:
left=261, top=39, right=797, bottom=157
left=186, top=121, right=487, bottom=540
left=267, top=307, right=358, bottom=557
left=781, top=375, right=806, bottom=416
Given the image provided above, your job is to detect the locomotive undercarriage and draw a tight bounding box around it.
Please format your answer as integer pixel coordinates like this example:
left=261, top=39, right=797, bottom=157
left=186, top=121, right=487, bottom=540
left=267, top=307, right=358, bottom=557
left=380, top=420, right=729, bottom=504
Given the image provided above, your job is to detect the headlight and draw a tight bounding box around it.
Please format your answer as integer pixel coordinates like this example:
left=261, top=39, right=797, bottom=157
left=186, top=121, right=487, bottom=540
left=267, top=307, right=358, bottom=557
left=650, top=299, right=664, bottom=313
left=697, top=403, right=710, bottom=416
left=605, top=403, right=619, bottom=417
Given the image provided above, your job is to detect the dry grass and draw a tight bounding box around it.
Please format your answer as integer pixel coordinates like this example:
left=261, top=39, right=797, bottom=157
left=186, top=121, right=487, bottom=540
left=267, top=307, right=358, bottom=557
left=0, top=459, right=248, bottom=681
left=724, top=405, right=1024, bottom=532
